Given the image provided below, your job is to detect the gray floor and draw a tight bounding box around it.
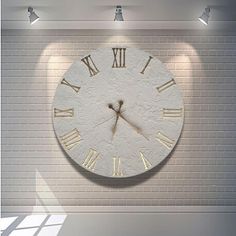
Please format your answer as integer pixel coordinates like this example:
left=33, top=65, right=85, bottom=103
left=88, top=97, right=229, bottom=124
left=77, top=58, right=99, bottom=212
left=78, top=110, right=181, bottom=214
left=1, top=212, right=236, bottom=236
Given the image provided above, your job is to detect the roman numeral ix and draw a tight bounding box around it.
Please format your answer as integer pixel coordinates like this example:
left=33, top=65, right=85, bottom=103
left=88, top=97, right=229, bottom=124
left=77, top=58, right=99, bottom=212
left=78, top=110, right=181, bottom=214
left=54, top=108, right=74, bottom=118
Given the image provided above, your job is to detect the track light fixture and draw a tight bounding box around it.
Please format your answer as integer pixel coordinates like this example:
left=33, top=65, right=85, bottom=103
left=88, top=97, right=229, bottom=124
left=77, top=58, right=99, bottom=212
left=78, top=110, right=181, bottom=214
left=198, top=7, right=210, bottom=25
left=28, top=7, right=39, bottom=25
left=114, top=6, right=124, bottom=21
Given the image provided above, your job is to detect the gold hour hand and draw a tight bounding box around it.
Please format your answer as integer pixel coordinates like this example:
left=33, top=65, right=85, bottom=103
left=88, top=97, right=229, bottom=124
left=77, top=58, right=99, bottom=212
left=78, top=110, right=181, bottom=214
left=112, top=114, right=119, bottom=135
left=109, top=100, right=123, bottom=138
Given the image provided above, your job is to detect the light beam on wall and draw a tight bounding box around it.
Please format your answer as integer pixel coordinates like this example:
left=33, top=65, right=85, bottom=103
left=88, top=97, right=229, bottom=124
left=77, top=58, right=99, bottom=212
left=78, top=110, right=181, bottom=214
left=28, top=7, right=40, bottom=25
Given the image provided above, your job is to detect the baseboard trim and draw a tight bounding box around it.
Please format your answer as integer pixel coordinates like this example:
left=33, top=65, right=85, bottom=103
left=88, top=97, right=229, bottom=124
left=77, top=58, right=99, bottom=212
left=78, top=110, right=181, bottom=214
left=2, top=206, right=236, bottom=215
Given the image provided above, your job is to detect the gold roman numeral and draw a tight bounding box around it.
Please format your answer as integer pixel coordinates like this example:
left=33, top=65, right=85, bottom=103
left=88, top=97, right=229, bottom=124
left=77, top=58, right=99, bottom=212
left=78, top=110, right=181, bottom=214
left=61, top=78, right=80, bottom=93
left=140, top=56, right=153, bottom=74
left=157, top=79, right=176, bottom=93
left=162, top=108, right=183, bottom=118
left=81, top=55, right=99, bottom=77
left=140, top=152, right=152, bottom=170
left=82, top=149, right=100, bottom=171
left=112, top=48, right=126, bottom=68
left=113, top=157, right=123, bottom=177
left=156, top=132, right=174, bottom=149
left=60, top=128, right=81, bottom=150
left=54, top=108, right=74, bottom=117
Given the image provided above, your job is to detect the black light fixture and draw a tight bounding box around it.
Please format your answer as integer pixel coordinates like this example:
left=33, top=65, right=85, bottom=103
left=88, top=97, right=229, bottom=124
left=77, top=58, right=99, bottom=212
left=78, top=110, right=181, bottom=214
left=114, top=5, right=124, bottom=21
left=198, top=7, right=210, bottom=25
left=28, top=7, right=39, bottom=25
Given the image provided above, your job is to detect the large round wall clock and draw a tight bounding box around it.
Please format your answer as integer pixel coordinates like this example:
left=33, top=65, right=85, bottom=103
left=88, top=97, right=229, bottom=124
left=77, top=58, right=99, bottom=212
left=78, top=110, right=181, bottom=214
left=52, top=47, right=184, bottom=178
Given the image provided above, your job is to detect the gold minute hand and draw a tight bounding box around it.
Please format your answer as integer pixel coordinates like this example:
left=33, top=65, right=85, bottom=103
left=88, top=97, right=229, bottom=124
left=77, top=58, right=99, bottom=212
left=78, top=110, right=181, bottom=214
left=118, top=113, right=149, bottom=140
left=118, top=113, right=140, bottom=132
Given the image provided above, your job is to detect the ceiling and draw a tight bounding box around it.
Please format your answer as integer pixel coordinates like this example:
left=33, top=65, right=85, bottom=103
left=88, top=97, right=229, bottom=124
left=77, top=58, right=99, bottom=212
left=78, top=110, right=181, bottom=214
left=2, top=0, right=236, bottom=29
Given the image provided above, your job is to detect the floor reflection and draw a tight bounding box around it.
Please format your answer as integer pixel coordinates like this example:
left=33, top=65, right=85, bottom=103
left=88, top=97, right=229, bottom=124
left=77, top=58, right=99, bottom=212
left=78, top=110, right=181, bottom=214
left=0, top=215, right=67, bottom=236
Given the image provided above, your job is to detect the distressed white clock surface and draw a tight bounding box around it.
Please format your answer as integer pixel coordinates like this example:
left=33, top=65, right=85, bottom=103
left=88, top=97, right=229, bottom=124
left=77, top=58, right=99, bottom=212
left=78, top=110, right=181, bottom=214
left=52, top=47, right=184, bottom=178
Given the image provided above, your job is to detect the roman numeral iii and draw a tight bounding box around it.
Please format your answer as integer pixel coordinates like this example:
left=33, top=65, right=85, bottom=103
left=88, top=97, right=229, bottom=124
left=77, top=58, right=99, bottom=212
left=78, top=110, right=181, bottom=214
left=162, top=108, right=183, bottom=118
left=113, top=157, right=123, bottom=177
left=112, top=48, right=126, bottom=68
left=81, top=55, right=100, bottom=77
left=54, top=108, right=74, bottom=117
left=157, top=79, right=176, bottom=93
left=156, top=132, right=175, bottom=149
left=60, top=128, right=81, bottom=150
left=140, top=56, right=153, bottom=74
left=61, top=78, right=80, bottom=93
left=140, top=152, right=152, bottom=170
left=82, top=149, right=100, bottom=171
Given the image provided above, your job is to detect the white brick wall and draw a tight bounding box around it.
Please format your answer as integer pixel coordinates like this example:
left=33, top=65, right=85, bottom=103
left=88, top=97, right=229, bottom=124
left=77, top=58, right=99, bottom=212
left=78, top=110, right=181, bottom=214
left=2, top=29, right=236, bottom=214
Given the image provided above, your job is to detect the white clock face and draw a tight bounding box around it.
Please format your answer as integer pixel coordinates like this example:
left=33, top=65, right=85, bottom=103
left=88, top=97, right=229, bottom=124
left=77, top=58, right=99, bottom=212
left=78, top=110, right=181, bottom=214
left=52, top=47, right=184, bottom=178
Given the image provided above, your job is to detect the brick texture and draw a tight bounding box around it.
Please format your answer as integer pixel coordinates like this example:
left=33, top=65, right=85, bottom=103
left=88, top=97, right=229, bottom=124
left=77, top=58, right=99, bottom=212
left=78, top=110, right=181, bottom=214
left=2, top=29, right=236, bottom=214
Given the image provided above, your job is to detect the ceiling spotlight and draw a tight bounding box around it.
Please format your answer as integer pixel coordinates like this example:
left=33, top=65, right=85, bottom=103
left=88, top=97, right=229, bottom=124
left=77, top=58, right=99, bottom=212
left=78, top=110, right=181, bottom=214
left=198, top=7, right=210, bottom=25
left=28, top=7, right=39, bottom=25
left=114, top=5, right=124, bottom=21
